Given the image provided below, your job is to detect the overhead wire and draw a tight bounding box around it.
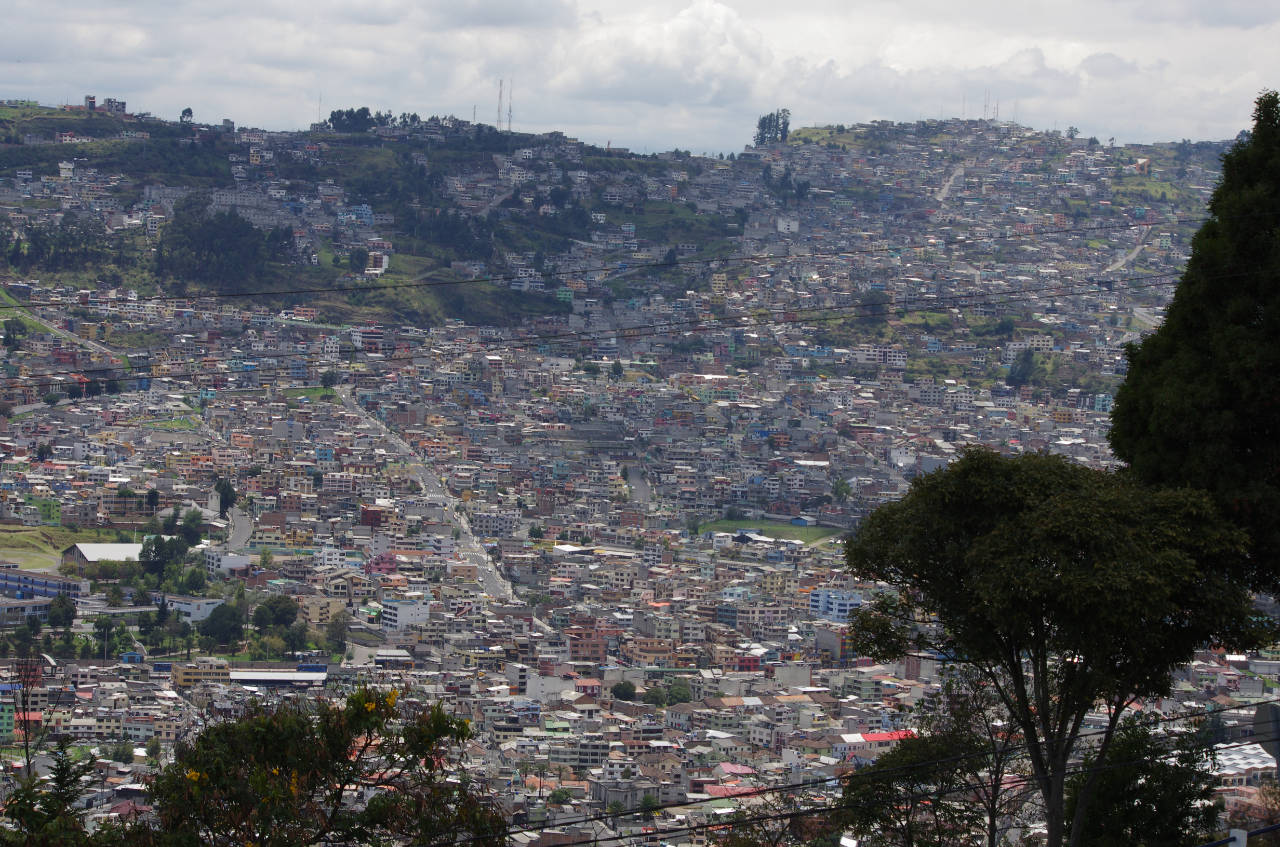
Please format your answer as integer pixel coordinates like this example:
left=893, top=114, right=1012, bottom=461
left=467, top=717, right=1280, bottom=847
left=450, top=694, right=1280, bottom=844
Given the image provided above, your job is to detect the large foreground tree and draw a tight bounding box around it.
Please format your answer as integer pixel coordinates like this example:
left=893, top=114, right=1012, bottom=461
left=1110, top=90, right=1280, bottom=584
left=846, top=448, right=1268, bottom=847
left=148, top=689, right=505, bottom=846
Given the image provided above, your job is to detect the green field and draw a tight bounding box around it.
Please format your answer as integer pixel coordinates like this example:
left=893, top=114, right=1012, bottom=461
left=283, top=387, right=338, bottom=401
left=0, top=525, right=122, bottom=570
left=697, top=519, right=844, bottom=544
left=142, top=416, right=200, bottom=431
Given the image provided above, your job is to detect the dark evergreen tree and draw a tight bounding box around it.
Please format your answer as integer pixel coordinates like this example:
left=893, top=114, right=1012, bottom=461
left=1110, top=90, right=1280, bottom=583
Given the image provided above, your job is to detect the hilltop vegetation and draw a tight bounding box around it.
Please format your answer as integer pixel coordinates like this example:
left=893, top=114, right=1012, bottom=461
left=0, top=106, right=586, bottom=325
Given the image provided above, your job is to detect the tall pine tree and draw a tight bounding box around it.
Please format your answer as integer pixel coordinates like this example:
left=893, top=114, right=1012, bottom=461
left=1110, top=90, right=1280, bottom=585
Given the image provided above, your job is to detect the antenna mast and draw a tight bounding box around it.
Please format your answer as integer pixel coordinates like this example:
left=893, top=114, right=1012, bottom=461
left=507, top=80, right=513, bottom=133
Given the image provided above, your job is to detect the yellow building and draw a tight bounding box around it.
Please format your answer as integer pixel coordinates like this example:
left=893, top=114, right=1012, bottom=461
left=173, top=658, right=231, bottom=688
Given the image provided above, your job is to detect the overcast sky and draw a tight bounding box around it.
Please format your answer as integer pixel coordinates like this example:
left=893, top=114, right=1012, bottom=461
left=5, top=0, right=1277, bottom=153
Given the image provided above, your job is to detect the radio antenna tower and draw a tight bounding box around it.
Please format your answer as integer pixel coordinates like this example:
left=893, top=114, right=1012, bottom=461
left=497, top=79, right=504, bottom=130
left=507, top=80, right=513, bottom=133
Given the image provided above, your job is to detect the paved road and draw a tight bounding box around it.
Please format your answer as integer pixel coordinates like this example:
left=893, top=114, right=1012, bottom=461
left=22, top=304, right=118, bottom=357
left=624, top=464, right=651, bottom=504
left=1106, top=227, right=1150, bottom=272
left=227, top=507, right=253, bottom=550
left=337, top=388, right=514, bottom=601
left=935, top=165, right=964, bottom=205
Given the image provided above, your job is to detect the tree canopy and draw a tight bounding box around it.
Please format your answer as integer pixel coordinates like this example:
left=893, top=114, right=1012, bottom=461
left=1063, top=717, right=1220, bottom=847
left=754, top=109, right=791, bottom=146
left=2, top=691, right=506, bottom=846
left=198, top=603, right=243, bottom=645
left=1110, top=90, right=1280, bottom=585
left=845, top=448, right=1268, bottom=847
left=156, top=194, right=291, bottom=293
left=148, top=689, right=505, bottom=847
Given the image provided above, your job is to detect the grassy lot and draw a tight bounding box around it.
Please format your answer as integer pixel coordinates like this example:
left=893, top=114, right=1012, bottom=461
left=0, top=525, right=122, bottom=570
left=0, top=289, right=48, bottom=334
left=697, top=519, right=844, bottom=544
left=141, top=415, right=200, bottom=431
left=283, top=387, right=337, bottom=401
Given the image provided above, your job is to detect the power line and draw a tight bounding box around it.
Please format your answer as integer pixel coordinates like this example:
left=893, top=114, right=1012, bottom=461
left=497, top=722, right=1280, bottom=847
left=458, top=694, right=1280, bottom=844
left=0, top=216, right=1203, bottom=315
left=1, top=266, right=1201, bottom=397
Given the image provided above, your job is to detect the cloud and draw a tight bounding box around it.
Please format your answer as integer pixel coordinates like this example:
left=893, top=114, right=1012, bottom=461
left=2, top=0, right=1277, bottom=152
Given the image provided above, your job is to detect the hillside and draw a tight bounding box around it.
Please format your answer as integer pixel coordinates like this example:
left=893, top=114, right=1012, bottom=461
left=0, top=105, right=1230, bottom=333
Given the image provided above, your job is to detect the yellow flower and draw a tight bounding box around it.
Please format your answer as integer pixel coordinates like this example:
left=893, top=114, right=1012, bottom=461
left=386, top=690, right=398, bottom=707
left=365, top=701, right=376, bottom=712
left=185, top=769, right=202, bottom=782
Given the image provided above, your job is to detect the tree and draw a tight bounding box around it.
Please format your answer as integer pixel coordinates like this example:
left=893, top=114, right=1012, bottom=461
left=284, top=620, right=310, bottom=653
left=320, top=370, right=339, bottom=389
left=199, top=603, right=243, bottom=646
left=547, top=787, right=573, bottom=805
left=180, top=106, right=193, bottom=124
left=856, top=288, right=892, bottom=326
left=841, top=732, right=986, bottom=847
left=148, top=689, right=505, bottom=846
left=146, top=735, right=163, bottom=763
left=753, top=108, right=791, bottom=146
left=145, top=488, right=160, bottom=515
left=93, top=615, right=115, bottom=661
left=0, top=738, right=96, bottom=843
left=259, top=594, right=299, bottom=627
left=349, top=246, right=369, bottom=273
left=845, top=448, right=1268, bottom=847
left=1063, top=717, right=1220, bottom=847
left=180, top=508, right=203, bottom=545
left=667, top=678, right=692, bottom=704
left=1006, top=348, right=1042, bottom=387
left=326, top=609, right=351, bottom=653
left=714, top=791, right=839, bottom=847
left=252, top=604, right=275, bottom=633
left=43, top=393, right=60, bottom=407
left=610, top=680, right=636, bottom=701
left=108, top=741, right=134, bottom=764
left=831, top=477, right=851, bottom=504
left=105, top=584, right=124, bottom=607
left=214, top=478, right=237, bottom=518
left=328, top=106, right=376, bottom=133
left=47, top=593, right=75, bottom=628
left=902, top=665, right=1034, bottom=847
left=34, top=443, right=52, bottom=461
left=1110, top=90, right=1280, bottom=585
left=2, top=317, right=25, bottom=350
left=640, top=687, right=667, bottom=707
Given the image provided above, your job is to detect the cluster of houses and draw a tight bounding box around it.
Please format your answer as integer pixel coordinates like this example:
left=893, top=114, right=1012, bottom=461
left=0, top=103, right=1273, bottom=835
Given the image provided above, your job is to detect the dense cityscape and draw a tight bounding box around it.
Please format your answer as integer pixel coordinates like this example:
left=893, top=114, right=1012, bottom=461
left=0, top=87, right=1274, bottom=845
